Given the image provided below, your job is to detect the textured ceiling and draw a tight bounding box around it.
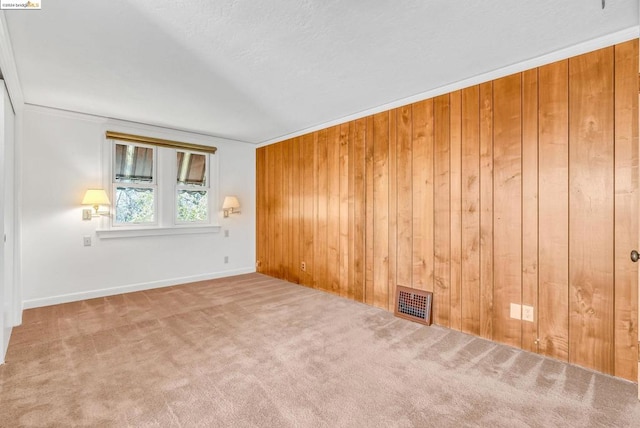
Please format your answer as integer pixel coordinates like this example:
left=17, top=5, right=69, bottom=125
left=4, top=0, right=639, bottom=144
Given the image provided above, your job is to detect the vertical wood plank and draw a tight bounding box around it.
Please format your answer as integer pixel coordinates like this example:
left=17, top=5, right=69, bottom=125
left=450, top=90, right=463, bottom=332
left=327, top=126, right=341, bottom=294
left=569, top=47, right=615, bottom=374
left=365, top=116, right=375, bottom=305
left=434, top=94, right=451, bottom=327
left=538, top=60, right=569, bottom=361
left=412, top=100, right=434, bottom=292
left=282, top=140, right=291, bottom=281
left=291, top=138, right=301, bottom=284
left=614, top=40, right=638, bottom=381
left=479, top=82, right=494, bottom=340
left=277, top=143, right=285, bottom=278
left=522, top=69, right=539, bottom=352
left=315, top=130, right=329, bottom=291
left=397, top=106, right=413, bottom=288
left=493, top=74, right=522, bottom=348
left=266, top=145, right=275, bottom=277
left=461, top=86, right=481, bottom=335
left=301, top=133, right=315, bottom=287
left=353, top=119, right=366, bottom=302
left=388, top=109, right=398, bottom=311
left=256, top=147, right=266, bottom=273
left=373, top=112, right=390, bottom=310
left=339, top=123, right=350, bottom=297
left=347, top=121, right=356, bottom=300
left=271, top=144, right=284, bottom=279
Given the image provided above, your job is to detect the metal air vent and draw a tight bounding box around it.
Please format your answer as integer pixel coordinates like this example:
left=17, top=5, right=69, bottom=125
left=394, top=286, right=433, bottom=326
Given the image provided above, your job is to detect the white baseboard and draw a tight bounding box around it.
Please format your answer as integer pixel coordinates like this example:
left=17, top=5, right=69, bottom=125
left=22, top=267, right=257, bottom=310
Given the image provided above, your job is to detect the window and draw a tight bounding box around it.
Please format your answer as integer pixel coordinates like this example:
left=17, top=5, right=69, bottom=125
left=102, top=132, right=219, bottom=236
left=113, top=143, right=156, bottom=225
left=176, top=150, right=209, bottom=223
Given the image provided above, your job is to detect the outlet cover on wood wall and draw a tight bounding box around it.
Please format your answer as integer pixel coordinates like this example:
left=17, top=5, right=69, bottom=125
left=510, top=303, right=522, bottom=320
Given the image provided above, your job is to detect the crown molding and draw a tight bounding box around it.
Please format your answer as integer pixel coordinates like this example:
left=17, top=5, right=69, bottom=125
left=258, top=26, right=639, bottom=148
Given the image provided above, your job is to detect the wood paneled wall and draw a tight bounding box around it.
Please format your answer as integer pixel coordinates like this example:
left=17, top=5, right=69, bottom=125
left=256, top=40, right=639, bottom=381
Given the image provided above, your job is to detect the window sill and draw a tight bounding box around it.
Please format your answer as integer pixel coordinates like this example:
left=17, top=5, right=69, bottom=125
left=96, top=225, right=221, bottom=239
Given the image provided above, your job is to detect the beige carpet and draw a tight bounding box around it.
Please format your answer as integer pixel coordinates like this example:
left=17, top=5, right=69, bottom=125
left=1, top=273, right=639, bottom=427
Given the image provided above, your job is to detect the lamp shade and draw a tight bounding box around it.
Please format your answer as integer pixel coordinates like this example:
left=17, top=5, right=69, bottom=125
left=222, top=196, right=240, bottom=210
left=82, top=189, right=110, bottom=206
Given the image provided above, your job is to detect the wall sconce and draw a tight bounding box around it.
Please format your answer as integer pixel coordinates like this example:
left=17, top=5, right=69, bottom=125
left=82, top=189, right=111, bottom=220
left=222, top=196, right=240, bottom=218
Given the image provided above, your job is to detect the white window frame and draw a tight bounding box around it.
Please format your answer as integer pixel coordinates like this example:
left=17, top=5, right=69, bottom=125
left=97, top=135, right=220, bottom=239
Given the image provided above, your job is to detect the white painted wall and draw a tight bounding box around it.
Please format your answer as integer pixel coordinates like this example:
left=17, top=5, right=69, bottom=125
left=3, top=83, right=14, bottom=354
left=1, top=81, right=15, bottom=362
left=20, top=105, right=256, bottom=308
left=0, top=83, right=6, bottom=359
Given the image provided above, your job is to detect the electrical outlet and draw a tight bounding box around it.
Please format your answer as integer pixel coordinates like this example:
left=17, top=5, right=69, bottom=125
left=83, top=235, right=92, bottom=247
left=224, top=256, right=229, bottom=264
left=510, top=303, right=522, bottom=320
left=301, top=261, right=306, bottom=271
left=224, top=229, right=229, bottom=238
left=256, top=260, right=262, bottom=268
left=522, top=305, right=534, bottom=322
